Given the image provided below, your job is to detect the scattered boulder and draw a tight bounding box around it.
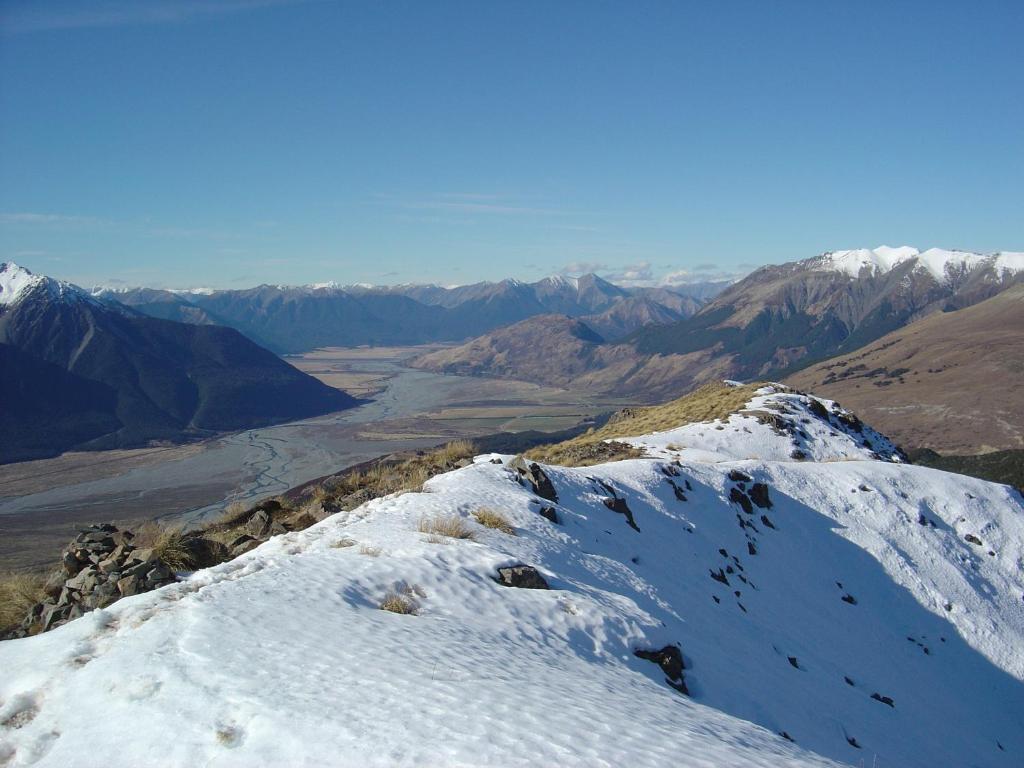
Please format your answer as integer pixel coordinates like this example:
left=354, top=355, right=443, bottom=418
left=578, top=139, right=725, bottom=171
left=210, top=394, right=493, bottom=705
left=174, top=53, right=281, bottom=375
left=728, top=470, right=753, bottom=483
left=729, top=487, right=753, bottom=515
left=602, top=495, right=641, bottom=532
left=870, top=693, right=895, bottom=708
left=964, top=533, right=983, bottom=546
left=509, top=457, right=559, bottom=502
left=748, top=483, right=772, bottom=509
left=537, top=506, right=560, bottom=524
left=495, top=565, right=549, bottom=590
left=634, top=645, right=688, bottom=694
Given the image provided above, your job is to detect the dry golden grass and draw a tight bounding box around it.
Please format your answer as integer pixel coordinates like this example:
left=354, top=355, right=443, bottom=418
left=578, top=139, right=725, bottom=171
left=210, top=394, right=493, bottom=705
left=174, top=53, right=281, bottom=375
left=525, top=382, right=766, bottom=466
left=133, top=522, right=196, bottom=571
left=330, top=538, right=357, bottom=549
left=418, top=515, right=476, bottom=540
left=379, top=592, right=418, bottom=614
left=472, top=508, right=516, bottom=535
left=0, top=571, right=46, bottom=634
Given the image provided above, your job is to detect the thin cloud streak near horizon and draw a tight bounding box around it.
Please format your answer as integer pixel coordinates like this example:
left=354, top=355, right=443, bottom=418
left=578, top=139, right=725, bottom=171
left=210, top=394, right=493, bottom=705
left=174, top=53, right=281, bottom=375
left=0, top=0, right=307, bottom=34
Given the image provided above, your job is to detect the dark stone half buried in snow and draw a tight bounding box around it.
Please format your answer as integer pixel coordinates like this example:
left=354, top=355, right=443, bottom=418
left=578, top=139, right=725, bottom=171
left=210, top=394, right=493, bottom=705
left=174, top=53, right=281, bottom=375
left=494, top=565, right=550, bottom=590
left=634, top=645, right=689, bottom=695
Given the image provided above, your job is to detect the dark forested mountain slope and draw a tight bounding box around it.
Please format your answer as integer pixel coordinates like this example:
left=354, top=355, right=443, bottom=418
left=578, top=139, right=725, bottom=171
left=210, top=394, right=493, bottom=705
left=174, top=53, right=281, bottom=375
left=0, top=263, right=357, bottom=463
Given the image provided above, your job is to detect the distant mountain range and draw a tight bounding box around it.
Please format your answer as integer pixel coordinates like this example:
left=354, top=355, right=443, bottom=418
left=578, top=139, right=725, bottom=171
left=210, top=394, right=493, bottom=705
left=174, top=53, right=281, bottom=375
left=412, top=247, right=1024, bottom=451
left=96, top=274, right=720, bottom=353
left=0, top=263, right=358, bottom=464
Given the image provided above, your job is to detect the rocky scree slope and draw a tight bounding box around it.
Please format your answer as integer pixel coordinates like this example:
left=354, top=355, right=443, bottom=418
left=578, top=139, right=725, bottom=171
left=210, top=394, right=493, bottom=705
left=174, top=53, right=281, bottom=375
left=0, top=386, right=1022, bottom=767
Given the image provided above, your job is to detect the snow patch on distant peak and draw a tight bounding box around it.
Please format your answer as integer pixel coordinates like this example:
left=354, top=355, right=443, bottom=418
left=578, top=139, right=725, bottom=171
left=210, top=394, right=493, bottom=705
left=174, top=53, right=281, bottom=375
left=813, top=246, right=1023, bottom=282
left=544, top=274, right=581, bottom=290
left=1, top=262, right=96, bottom=308
left=0, top=262, right=45, bottom=306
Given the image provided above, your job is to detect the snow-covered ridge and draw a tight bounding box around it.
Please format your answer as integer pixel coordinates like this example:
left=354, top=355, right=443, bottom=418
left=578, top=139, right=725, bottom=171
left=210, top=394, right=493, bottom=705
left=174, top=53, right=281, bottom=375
left=809, top=246, right=1024, bottom=282
left=0, top=262, right=98, bottom=308
left=2, top=384, right=1022, bottom=767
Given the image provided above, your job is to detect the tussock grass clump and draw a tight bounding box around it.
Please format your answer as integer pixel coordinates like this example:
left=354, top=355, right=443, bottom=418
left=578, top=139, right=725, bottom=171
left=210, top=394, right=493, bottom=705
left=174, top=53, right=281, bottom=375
left=418, top=515, right=476, bottom=540
left=380, top=582, right=424, bottom=614
left=525, top=382, right=767, bottom=467
left=0, top=571, right=45, bottom=635
left=473, top=508, right=516, bottom=535
left=359, top=545, right=382, bottom=557
left=330, top=538, right=357, bottom=549
left=379, top=592, right=418, bottom=614
left=134, top=523, right=196, bottom=571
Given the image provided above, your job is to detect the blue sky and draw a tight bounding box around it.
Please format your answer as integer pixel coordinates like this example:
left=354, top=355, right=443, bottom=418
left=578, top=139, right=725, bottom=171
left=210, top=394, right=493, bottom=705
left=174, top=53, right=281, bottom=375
left=1, top=1, right=1021, bottom=289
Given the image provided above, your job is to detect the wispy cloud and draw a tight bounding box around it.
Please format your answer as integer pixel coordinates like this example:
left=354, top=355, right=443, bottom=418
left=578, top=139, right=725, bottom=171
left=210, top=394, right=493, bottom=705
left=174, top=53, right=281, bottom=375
left=0, top=212, right=105, bottom=226
left=1, top=0, right=307, bottom=35
left=372, top=192, right=585, bottom=218
left=403, top=200, right=570, bottom=216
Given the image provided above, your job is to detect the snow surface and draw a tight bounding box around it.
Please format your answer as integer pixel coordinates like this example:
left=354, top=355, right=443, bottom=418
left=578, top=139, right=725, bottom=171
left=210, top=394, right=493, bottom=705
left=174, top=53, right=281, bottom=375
left=813, top=246, right=1024, bottom=282
left=2, top=387, right=1023, bottom=767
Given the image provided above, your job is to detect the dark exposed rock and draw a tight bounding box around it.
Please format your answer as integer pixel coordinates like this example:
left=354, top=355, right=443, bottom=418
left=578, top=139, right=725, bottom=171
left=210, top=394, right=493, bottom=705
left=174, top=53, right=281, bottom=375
left=841, top=594, right=858, bottom=605
left=790, top=449, right=807, bottom=460
left=871, top=693, right=895, bottom=708
left=667, top=479, right=687, bottom=501
left=728, top=470, right=753, bottom=483
left=749, top=482, right=772, bottom=509
left=807, top=398, right=829, bottom=420
left=761, top=514, right=776, bottom=529
left=509, top=457, right=559, bottom=502
left=634, top=645, right=688, bottom=694
left=538, top=506, right=560, bottom=524
left=495, top=564, right=549, bottom=590
left=964, top=533, right=983, bottom=546
left=729, top=487, right=753, bottom=515
left=710, top=568, right=730, bottom=585
left=602, top=496, right=641, bottom=532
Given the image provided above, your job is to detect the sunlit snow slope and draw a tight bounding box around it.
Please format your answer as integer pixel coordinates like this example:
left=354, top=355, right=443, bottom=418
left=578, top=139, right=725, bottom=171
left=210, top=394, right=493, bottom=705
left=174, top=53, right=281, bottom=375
left=2, top=386, right=1022, bottom=768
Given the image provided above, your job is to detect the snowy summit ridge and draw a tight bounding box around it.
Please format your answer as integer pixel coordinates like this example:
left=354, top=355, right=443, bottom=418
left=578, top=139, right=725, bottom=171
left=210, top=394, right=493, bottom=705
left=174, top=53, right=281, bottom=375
left=809, top=246, right=1024, bottom=282
left=0, top=262, right=97, bottom=309
left=1, top=384, right=1022, bottom=767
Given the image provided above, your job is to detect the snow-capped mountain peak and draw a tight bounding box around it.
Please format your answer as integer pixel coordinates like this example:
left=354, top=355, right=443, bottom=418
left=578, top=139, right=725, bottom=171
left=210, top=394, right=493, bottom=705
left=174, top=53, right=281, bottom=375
left=0, top=262, right=97, bottom=308
left=812, top=246, right=1024, bottom=282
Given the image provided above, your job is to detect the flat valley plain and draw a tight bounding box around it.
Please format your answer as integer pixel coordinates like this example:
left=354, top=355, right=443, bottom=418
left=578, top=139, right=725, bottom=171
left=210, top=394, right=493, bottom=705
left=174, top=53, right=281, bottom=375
left=0, top=346, right=629, bottom=570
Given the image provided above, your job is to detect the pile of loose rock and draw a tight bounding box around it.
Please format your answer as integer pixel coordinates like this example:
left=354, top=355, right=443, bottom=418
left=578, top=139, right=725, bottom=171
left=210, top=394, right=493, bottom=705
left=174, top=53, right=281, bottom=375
left=13, top=524, right=176, bottom=637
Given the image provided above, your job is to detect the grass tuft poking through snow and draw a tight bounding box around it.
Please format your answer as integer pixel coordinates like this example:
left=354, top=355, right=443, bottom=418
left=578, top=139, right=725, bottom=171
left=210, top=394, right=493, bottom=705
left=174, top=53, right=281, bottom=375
left=418, top=515, right=476, bottom=540
left=472, top=508, right=516, bottom=535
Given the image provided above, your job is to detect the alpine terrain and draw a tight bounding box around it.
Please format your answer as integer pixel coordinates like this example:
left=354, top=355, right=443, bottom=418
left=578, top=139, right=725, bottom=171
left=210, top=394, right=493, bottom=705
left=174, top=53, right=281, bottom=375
left=1, top=383, right=1021, bottom=767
